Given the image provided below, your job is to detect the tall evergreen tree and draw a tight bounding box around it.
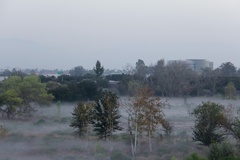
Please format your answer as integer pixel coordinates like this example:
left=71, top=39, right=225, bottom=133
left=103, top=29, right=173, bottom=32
left=191, top=102, right=227, bottom=146
left=92, top=91, right=122, bottom=140
left=93, top=60, right=104, bottom=78
left=70, top=101, right=94, bottom=136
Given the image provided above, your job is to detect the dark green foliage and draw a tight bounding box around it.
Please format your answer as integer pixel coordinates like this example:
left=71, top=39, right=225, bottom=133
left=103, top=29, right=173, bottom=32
left=184, top=152, right=207, bottom=160
left=78, top=79, right=99, bottom=100
left=70, top=101, right=94, bottom=136
left=47, top=79, right=99, bottom=102
left=191, top=102, right=227, bottom=146
left=218, top=62, right=237, bottom=77
left=96, top=79, right=109, bottom=88
left=92, top=91, right=122, bottom=140
left=48, top=83, right=71, bottom=101
left=162, top=120, right=173, bottom=137
left=93, top=60, right=104, bottom=77
left=208, top=143, right=236, bottom=160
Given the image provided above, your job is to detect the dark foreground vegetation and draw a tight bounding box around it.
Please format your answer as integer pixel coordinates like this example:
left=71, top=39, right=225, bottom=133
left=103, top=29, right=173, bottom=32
left=0, top=60, right=240, bottom=159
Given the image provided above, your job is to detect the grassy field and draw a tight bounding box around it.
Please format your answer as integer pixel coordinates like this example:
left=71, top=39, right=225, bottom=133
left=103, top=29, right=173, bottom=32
left=0, top=97, right=239, bottom=160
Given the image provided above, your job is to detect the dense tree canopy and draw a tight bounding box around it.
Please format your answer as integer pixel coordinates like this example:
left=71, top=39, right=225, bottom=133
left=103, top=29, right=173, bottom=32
left=0, top=76, right=54, bottom=118
left=218, top=62, right=237, bottom=77
left=191, top=102, right=227, bottom=146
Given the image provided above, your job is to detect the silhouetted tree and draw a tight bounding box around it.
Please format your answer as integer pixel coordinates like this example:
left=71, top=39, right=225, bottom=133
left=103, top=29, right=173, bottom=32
left=70, top=101, right=94, bottom=136
left=153, top=59, right=166, bottom=96
left=125, top=85, right=169, bottom=155
left=92, top=91, right=122, bottom=140
left=93, top=60, right=104, bottom=78
left=224, top=82, right=237, bottom=99
left=135, top=59, right=147, bottom=79
left=218, top=62, right=237, bottom=77
left=191, top=102, right=227, bottom=146
left=163, top=60, right=196, bottom=97
left=69, top=66, right=86, bottom=77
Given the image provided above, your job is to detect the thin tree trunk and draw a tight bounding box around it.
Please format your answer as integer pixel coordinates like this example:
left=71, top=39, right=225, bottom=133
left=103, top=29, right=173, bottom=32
left=128, top=115, right=135, bottom=158
left=148, top=130, right=152, bottom=152
left=134, top=120, right=138, bottom=153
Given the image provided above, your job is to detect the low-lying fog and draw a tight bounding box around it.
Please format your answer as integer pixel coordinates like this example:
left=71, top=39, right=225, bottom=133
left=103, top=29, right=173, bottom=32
left=1, top=97, right=240, bottom=160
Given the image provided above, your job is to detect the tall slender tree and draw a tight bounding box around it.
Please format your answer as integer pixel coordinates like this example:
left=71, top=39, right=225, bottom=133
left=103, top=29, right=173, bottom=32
left=125, top=85, right=169, bottom=155
left=92, top=91, right=122, bottom=140
left=93, top=60, right=104, bottom=78
left=70, top=101, right=94, bottom=137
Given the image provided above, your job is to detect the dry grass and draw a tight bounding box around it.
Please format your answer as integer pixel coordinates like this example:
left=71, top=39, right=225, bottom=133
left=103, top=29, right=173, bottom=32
left=1, top=97, right=239, bottom=159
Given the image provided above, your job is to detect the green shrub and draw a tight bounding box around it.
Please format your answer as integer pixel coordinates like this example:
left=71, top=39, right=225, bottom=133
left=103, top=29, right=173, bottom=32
left=0, top=125, right=8, bottom=137
left=191, top=102, right=227, bottom=146
left=184, top=152, right=207, bottom=160
left=33, top=119, right=46, bottom=125
left=208, top=143, right=235, bottom=160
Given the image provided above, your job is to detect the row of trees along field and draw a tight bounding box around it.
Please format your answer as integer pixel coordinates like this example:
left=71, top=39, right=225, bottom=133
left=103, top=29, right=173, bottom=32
left=41, top=59, right=240, bottom=101
left=1, top=59, right=239, bottom=101
left=1, top=59, right=240, bottom=118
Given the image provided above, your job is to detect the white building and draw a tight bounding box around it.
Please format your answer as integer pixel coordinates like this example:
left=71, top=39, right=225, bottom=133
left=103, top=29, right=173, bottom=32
left=187, top=59, right=213, bottom=72
left=167, top=59, right=214, bottom=72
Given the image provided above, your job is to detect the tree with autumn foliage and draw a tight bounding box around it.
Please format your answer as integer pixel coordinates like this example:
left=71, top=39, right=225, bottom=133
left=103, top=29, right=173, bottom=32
left=224, top=82, right=237, bottom=99
left=125, top=85, right=170, bottom=156
left=136, top=86, right=167, bottom=152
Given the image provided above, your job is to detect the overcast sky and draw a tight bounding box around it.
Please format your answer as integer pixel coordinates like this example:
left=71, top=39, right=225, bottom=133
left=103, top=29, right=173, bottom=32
left=1, top=0, right=240, bottom=70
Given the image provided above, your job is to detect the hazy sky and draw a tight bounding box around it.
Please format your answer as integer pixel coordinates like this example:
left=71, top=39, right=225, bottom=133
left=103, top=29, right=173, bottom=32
left=1, top=0, right=240, bottom=70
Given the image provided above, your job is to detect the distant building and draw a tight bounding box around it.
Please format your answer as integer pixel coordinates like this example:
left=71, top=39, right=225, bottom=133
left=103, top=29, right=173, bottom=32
left=187, top=59, right=213, bottom=72
left=167, top=59, right=213, bottom=72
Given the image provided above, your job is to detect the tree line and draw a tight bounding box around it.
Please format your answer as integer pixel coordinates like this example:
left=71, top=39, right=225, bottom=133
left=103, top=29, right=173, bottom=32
left=45, top=59, right=240, bottom=101
left=1, top=59, right=240, bottom=101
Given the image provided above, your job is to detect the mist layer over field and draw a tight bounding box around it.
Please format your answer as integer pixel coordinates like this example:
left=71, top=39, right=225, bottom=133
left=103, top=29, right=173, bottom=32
left=1, top=97, right=240, bottom=160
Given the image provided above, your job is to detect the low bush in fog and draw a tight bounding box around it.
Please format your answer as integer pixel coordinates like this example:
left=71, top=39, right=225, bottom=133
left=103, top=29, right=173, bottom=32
left=208, top=142, right=239, bottom=160
left=0, top=125, right=8, bottom=137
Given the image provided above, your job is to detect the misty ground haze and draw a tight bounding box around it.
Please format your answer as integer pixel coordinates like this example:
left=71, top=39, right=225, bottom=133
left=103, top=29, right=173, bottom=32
left=1, top=96, right=240, bottom=160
